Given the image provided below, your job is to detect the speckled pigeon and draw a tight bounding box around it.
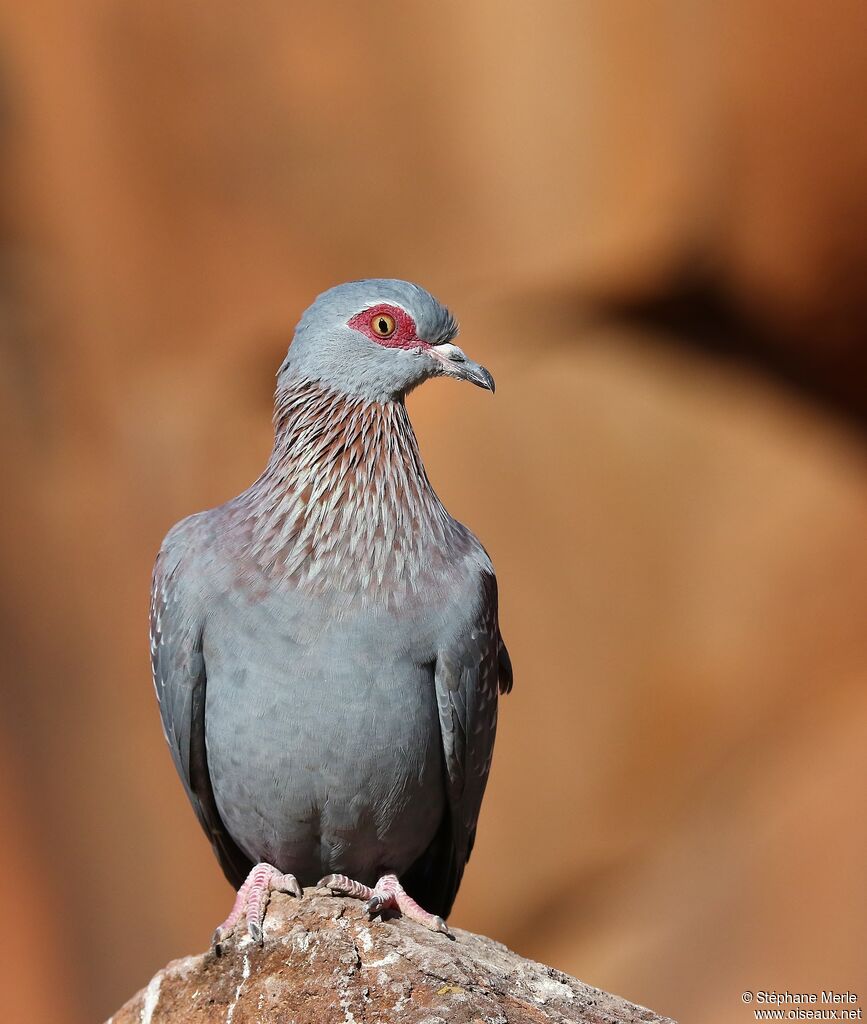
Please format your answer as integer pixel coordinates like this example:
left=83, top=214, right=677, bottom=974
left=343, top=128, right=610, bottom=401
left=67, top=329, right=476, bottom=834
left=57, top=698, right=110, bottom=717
left=150, top=279, right=512, bottom=947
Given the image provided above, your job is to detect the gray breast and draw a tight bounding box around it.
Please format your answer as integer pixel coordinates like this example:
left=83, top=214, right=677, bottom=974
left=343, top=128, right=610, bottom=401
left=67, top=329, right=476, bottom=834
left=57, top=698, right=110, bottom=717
left=201, top=586, right=447, bottom=884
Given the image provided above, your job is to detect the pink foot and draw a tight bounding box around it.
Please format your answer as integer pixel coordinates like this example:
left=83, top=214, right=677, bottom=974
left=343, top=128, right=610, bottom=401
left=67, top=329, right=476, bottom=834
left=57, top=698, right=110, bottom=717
left=213, top=862, right=302, bottom=953
left=317, top=872, right=453, bottom=938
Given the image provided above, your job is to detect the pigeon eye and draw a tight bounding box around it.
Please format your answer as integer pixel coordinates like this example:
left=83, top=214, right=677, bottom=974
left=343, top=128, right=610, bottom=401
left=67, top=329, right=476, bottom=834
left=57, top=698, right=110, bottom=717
left=370, top=313, right=396, bottom=338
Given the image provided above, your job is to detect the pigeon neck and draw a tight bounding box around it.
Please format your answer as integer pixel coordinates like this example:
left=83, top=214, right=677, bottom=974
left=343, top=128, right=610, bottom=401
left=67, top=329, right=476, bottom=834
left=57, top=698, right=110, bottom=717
left=245, top=379, right=459, bottom=594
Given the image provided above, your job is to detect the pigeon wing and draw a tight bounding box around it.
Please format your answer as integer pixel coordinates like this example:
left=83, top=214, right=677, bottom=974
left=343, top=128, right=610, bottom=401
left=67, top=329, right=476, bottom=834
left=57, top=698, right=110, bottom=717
left=405, top=568, right=511, bottom=917
left=150, top=544, right=252, bottom=889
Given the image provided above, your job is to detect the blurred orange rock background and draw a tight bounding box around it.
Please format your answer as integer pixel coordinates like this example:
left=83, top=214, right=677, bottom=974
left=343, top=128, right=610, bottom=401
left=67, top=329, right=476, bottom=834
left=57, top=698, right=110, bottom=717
left=0, top=3, right=865, bottom=1022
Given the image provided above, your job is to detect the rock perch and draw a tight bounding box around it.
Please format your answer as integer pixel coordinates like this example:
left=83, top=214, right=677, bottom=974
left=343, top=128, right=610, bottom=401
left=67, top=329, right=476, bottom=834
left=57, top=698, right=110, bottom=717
left=108, top=890, right=675, bottom=1023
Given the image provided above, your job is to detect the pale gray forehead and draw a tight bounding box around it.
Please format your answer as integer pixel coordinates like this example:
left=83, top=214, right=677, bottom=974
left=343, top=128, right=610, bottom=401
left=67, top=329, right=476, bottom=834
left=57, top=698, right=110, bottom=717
left=299, top=279, right=458, bottom=345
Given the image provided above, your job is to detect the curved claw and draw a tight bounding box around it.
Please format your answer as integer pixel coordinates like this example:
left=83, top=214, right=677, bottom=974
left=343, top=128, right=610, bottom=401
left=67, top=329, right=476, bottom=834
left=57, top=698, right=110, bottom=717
left=432, top=916, right=455, bottom=939
left=276, top=874, right=303, bottom=899
left=365, top=893, right=392, bottom=917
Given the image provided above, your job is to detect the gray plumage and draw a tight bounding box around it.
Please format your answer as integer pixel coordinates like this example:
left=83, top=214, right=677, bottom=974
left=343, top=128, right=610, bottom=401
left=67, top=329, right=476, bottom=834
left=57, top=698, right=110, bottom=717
left=150, top=279, right=511, bottom=919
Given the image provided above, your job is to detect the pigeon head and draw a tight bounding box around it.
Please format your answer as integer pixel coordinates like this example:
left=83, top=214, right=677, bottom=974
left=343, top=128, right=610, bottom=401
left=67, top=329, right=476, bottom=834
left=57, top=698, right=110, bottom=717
left=278, top=279, right=494, bottom=402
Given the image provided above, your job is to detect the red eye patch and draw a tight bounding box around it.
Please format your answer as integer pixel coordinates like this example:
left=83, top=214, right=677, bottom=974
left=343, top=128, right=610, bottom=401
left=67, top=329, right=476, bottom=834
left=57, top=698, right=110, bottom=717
left=347, top=304, right=431, bottom=351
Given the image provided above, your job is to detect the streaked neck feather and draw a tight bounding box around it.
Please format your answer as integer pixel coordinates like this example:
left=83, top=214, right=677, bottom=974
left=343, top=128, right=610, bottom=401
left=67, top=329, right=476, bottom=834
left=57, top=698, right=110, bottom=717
left=242, top=379, right=463, bottom=598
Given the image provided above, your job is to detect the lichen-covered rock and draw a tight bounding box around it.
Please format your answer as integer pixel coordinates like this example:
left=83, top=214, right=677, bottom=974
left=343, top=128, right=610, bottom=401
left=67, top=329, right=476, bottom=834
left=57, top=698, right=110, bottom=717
left=108, top=890, right=674, bottom=1023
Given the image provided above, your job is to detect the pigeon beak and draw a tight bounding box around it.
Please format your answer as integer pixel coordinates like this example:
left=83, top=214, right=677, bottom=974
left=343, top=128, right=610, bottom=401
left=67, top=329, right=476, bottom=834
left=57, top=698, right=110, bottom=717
left=460, top=360, right=496, bottom=393
left=427, top=343, right=496, bottom=393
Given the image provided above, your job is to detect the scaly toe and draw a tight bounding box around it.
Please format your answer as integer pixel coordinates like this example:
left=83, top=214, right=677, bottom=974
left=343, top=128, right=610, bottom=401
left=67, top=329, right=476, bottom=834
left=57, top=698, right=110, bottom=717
left=213, top=862, right=297, bottom=951
left=316, top=874, right=375, bottom=900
